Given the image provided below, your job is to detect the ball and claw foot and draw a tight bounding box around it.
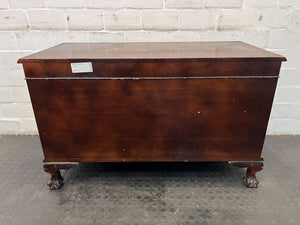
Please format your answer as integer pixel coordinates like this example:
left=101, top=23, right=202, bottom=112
left=230, top=161, right=264, bottom=188
left=243, top=176, right=259, bottom=188
left=43, top=164, right=76, bottom=190
left=47, top=171, right=64, bottom=190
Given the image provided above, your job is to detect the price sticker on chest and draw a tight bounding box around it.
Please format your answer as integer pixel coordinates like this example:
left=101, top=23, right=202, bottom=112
left=71, top=62, right=93, bottom=73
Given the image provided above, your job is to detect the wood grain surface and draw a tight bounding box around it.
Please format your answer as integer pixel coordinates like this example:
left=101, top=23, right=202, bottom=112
left=18, top=42, right=286, bottom=63
left=27, top=78, right=277, bottom=163
left=22, top=61, right=282, bottom=78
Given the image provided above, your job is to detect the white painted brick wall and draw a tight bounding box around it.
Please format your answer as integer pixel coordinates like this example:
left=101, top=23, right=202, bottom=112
left=244, top=0, right=277, bottom=8
left=204, top=0, right=242, bottom=8
left=11, top=86, right=31, bottom=103
left=0, top=87, right=13, bottom=103
left=0, top=103, right=34, bottom=118
left=28, top=9, right=66, bottom=30
left=289, top=9, right=300, bottom=30
left=257, top=8, right=290, bottom=29
left=0, top=0, right=9, bottom=9
left=52, top=31, right=89, bottom=45
left=0, top=69, right=26, bottom=87
left=0, top=32, right=18, bottom=50
left=165, top=0, right=203, bottom=9
left=105, top=10, right=141, bottom=30
left=279, top=0, right=300, bottom=7
left=86, top=0, right=125, bottom=9
left=179, top=10, right=216, bottom=30
left=16, top=31, right=53, bottom=50
left=9, top=0, right=46, bottom=9
left=0, top=119, right=21, bottom=134
left=0, top=10, right=28, bottom=30
left=47, top=0, right=86, bottom=8
left=219, top=9, right=259, bottom=30
left=142, top=10, right=178, bottom=30
left=126, top=0, right=162, bottom=9
left=19, top=118, right=38, bottom=133
left=0, top=0, right=299, bottom=134
left=66, top=9, right=104, bottom=30
left=89, top=31, right=126, bottom=42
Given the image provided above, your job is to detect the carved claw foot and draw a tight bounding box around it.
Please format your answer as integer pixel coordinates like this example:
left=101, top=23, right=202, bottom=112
left=47, top=170, right=63, bottom=190
left=43, top=164, right=77, bottom=190
left=243, top=176, right=259, bottom=188
left=230, top=161, right=264, bottom=188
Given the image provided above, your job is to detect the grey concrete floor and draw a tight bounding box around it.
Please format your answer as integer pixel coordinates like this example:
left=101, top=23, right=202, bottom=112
left=0, top=135, right=299, bottom=225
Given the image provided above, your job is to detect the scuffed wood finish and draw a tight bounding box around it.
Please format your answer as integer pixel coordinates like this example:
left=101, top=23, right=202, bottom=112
left=27, top=78, right=276, bottom=163
left=230, top=162, right=264, bottom=188
left=18, top=42, right=286, bottom=188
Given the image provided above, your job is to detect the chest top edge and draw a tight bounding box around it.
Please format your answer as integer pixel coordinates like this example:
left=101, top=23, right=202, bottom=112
left=17, top=42, right=287, bottom=64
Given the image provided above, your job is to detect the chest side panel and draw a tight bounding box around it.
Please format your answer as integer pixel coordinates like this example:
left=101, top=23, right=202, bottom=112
left=27, top=78, right=277, bottom=162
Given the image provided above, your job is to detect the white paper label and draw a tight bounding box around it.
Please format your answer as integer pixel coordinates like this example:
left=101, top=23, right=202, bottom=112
left=71, top=62, right=93, bottom=73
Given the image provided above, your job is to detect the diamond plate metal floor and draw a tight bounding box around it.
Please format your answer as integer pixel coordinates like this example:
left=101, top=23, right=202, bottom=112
left=0, top=135, right=299, bottom=225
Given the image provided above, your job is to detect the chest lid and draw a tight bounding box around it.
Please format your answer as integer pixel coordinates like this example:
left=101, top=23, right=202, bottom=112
left=18, top=42, right=286, bottom=78
left=18, top=41, right=286, bottom=63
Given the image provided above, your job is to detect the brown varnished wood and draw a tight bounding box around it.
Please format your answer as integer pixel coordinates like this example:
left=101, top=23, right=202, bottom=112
left=19, top=42, right=285, bottom=78
left=27, top=78, right=277, bottom=163
left=22, top=60, right=282, bottom=78
left=18, top=42, right=286, bottom=188
left=18, top=42, right=286, bottom=63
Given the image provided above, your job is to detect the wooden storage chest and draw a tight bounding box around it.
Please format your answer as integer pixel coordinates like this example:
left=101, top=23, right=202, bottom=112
left=18, top=42, right=286, bottom=189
